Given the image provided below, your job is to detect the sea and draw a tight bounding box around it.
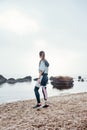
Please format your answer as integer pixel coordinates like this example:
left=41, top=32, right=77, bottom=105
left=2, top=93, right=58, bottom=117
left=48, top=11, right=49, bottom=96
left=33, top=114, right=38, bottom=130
left=0, top=76, right=87, bottom=104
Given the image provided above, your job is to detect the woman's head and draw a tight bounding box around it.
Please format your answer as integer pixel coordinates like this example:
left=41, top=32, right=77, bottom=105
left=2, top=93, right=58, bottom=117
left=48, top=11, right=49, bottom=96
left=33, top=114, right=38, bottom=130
left=39, top=51, right=45, bottom=60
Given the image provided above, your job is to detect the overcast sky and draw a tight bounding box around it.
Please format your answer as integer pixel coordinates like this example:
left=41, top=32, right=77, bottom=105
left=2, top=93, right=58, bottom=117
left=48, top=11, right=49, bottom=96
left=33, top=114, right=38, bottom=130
left=0, top=0, right=87, bottom=77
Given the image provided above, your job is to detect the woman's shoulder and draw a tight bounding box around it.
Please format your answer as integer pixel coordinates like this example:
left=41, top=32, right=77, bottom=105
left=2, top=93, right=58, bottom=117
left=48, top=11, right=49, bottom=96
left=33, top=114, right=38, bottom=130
left=40, top=59, right=49, bottom=67
left=44, top=59, right=49, bottom=67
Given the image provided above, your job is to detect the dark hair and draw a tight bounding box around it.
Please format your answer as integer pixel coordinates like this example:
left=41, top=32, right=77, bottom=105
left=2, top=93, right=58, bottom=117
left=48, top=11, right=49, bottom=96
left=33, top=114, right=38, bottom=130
left=39, top=51, right=45, bottom=59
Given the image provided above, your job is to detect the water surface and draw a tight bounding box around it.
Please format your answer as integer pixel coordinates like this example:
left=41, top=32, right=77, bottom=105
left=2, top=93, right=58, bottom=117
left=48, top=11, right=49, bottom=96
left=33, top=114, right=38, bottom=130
left=0, top=80, right=87, bottom=104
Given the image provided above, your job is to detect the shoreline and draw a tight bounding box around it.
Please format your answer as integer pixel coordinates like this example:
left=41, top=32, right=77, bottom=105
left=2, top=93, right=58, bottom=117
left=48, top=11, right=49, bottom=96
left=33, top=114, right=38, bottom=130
left=0, top=92, right=87, bottom=130
left=0, top=92, right=87, bottom=105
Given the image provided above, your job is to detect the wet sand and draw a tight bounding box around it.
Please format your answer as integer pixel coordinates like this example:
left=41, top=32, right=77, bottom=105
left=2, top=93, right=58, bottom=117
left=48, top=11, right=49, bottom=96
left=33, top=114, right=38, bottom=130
left=0, top=92, right=87, bottom=130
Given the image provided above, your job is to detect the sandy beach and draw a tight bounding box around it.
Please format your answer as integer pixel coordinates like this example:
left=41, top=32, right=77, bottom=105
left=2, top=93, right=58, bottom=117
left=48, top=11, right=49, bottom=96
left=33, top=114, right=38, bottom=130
left=0, top=92, right=87, bottom=130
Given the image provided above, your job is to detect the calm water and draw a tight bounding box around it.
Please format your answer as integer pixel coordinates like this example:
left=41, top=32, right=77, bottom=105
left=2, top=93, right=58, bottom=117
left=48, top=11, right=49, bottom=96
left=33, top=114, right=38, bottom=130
left=0, top=80, right=87, bottom=104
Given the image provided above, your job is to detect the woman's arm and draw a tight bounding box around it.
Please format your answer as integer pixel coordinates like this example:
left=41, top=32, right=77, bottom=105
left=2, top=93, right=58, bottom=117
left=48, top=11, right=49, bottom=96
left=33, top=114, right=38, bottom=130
left=38, top=71, right=42, bottom=84
left=38, top=71, right=43, bottom=79
left=38, top=60, right=45, bottom=84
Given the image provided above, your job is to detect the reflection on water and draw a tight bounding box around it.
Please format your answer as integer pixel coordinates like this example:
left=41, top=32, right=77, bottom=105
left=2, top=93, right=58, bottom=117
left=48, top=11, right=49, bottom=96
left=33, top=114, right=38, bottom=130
left=52, top=84, right=74, bottom=90
left=0, top=80, right=87, bottom=104
left=51, top=80, right=74, bottom=90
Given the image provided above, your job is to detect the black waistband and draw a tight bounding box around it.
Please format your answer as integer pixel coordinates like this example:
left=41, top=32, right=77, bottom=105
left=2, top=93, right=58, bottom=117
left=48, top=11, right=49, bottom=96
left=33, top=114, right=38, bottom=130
left=43, top=73, right=48, bottom=75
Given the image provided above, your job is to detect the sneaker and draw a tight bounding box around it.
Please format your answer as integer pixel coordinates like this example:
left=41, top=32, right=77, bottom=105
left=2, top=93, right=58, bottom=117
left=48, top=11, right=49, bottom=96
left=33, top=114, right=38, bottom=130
left=33, top=104, right=41, bottom=109
left=43, top=104, right=49, bottom=108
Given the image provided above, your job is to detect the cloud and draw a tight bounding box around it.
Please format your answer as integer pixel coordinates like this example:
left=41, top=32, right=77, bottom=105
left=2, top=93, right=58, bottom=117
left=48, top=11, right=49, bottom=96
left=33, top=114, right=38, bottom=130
left=34, top=39, right=48, bottom=49
left=0, top=9, right=39, bottom=35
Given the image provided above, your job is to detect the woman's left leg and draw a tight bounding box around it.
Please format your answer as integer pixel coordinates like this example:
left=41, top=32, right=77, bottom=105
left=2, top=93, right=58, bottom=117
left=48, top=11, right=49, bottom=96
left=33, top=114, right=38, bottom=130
left=42, top=86, right=47, bottom=101
left=42, top=86, right=49, bottom=107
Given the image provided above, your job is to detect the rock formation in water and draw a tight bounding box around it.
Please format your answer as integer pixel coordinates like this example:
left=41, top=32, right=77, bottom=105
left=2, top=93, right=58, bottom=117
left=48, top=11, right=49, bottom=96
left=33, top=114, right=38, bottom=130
left=0, top=75, right=32, bottom=85
left=17, top=76, right=32, bottom=83
left=7, top=78, right=16, bottom=84
left=0, top=75, right=7, bottom=85
left=78, top=76, right=85, bottom=82
left=50, top=76, right=74, bottom=90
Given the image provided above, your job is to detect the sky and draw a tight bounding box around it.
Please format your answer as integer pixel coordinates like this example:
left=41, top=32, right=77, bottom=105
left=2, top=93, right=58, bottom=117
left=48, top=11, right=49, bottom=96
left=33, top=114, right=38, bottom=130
left=0, top=0, right=87, bottom=78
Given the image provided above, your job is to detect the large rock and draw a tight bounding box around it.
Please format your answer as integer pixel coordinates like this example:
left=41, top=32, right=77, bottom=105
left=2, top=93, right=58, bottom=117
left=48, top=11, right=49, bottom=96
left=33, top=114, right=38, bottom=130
left=50, top=76, right=74, bottom=90
left=0, top=75, right=32, bottom=85
left=7, top=76, right=32, bottom=84
left=50, top=76, right=73, bottom=82
left=17, top=76, right=32, bottom=82
left=0, top=75, right=7, bottom=85
left=7, top=78, right=17, bottom=84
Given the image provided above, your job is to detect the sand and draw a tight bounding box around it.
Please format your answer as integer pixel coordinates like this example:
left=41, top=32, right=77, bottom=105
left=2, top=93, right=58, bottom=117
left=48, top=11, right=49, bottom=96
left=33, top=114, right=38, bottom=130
left=0, top=93, right=87, bottom=130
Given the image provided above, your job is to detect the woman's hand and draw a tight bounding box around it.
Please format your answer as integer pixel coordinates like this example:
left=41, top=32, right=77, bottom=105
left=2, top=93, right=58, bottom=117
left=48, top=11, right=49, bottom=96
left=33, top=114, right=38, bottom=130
left=38, top=78, right=41, bottom=84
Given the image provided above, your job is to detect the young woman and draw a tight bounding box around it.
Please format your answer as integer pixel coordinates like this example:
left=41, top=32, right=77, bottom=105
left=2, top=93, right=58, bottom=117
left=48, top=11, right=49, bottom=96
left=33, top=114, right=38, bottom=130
left=33, top=51, right=49, bottom=108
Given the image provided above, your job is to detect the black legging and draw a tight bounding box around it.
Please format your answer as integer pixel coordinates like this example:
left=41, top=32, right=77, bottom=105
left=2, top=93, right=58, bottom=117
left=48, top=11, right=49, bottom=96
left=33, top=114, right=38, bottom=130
left=34, top=74, right=48, bottom=104
left=34, top=86, right=47, bottom=104
left=34, top=87, right=40, bottom=103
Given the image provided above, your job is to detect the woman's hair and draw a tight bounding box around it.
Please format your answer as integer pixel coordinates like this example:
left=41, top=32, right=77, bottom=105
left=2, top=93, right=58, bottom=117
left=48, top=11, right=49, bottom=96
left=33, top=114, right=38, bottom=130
left=39, top=51, right=45, bottom=59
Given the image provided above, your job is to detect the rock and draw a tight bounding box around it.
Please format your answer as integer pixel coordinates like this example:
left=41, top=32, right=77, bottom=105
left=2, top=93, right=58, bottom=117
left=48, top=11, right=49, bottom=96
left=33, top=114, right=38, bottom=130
left=7, top=78, right=17, bottom=84
left=0, top=75, right=32, bottom=85
left=52, top=82, right=73, bottom=90
left=7, top=76, right=32, bottom=84
left=81, top=79, right=84, bottom=82
left=50, top=76, right=54, bottom=81
left=78, top=80, right=80, bottom=82
left=0, top=75, right=7, bottom=85
left=33, top=78, right=39, bottom=81
left=50, top=76, right=74, bottom=90
left=78, top=76, right=82, bottom=80
left=17, top=76, right=32, bottom=82
left=50, top=76, right=73, bottom=82
left=78, top=76, right=85, bottom=82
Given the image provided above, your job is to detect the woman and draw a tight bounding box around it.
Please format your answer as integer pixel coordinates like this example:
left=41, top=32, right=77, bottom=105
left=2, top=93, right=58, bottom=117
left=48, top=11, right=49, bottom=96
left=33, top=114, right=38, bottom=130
left=33, top=51, right=49, bottom=108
